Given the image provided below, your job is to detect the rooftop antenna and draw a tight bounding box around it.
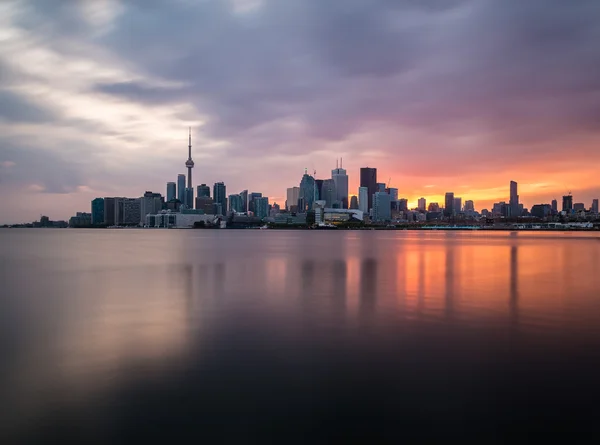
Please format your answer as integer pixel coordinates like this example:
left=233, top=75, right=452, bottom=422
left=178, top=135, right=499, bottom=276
left=340, top=157, right=343, bottom=169
left=336, top=159, right=338, bottom=169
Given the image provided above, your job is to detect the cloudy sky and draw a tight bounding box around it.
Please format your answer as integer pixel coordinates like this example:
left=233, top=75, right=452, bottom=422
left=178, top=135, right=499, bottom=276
left=1, top=0, right=599, bottom=223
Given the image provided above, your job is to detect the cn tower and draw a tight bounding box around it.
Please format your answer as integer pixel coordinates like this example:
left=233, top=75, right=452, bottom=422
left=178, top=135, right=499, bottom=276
left=185, top=127, right=194, bottom=190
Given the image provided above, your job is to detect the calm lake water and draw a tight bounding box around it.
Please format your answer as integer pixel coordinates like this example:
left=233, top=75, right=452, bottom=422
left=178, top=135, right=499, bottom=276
left=1, top=229, right=600, bottom=442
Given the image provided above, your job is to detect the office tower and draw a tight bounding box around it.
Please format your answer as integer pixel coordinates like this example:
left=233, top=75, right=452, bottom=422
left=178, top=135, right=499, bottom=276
left=177, top=174, right=186, bottom=203
left=386, top=188, right=398, bottom=202
left=213, top=182, right=227, bottom=212
left=185, top=128, right=194, bottom=192
left=377, top=183, right=386, bottom=193
left=141, top=191, right=163, bottom=224
left=417, top=198, right=426, bottom=211
left=196, top=196, right=214, bottom=214
left=240, top=190, right=248, bottom=212
left=185, top=188, right=194, bottom=209
left=248, top=192, right=263, bottom=213
left=299, top=170, right=316, bottom=211
left=531, top=204, right=552, bottom=219
left=444, top=192, right=455, bottom=217
left=331, top=159, right=349, bottom=209
left=373, top=192, right=392, bottom=221
left=573, top=203, right=585, bottom=212
left=166, top=182, right=176, bottom=202
left=213, top=203, right=223, bottom=216
left=254, top=197, right=269, bottom=219
left=229, top=194, right=244, bottom=213
left=562, top=195, right=573, bottom=212
left=398, top=199, right=408, bottom=212
left=350, top=196, right=359, bottom=209
left=592, top=199, right=599, bottom=214
left=428, top=202, right=440, bottom=212
left=464, top=200, right=475, bottom=212
left=197, top=184, right=210, bottom=198
left=509, top=181, right=519, bottom=218
left=321, top=179, right=337, bottom=207
left=360, top=167, right=377, bottom=211
left=115, top=198, right=141, bottom=225
left=103, top=197, right=117, bottom=225
left=91, top=198, right=104, bottom=225
left=286, top=187, right=300, bottom=211
left=453, top=197, right=462, bottom=214
left=358, top=187, right=369, bottom=214
left=551, top=199, right=558, bottom=213
left=315, top=179, right=324, bottom=201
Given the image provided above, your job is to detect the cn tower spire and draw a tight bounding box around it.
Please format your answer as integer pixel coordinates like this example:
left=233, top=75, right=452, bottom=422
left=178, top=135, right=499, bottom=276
left=185, top=127, right=195, bottom=191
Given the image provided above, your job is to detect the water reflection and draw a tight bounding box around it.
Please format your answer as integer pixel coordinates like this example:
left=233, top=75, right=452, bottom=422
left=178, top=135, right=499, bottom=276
left=510, top=245, right=519, bottom=326
left=359, top=258, right=377, bottom=320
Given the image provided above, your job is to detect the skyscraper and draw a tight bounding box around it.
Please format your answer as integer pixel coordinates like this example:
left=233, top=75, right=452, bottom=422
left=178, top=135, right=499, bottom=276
left=286, top=187, right=300, bottom=211
left=141, top=191, right=163, bottom=224
left=464, top=200, right=475, bottom=212
left=103, top=197, right=116, bottom=226
left=299, top=170, right=316, bottom=211
left=360, top=167, right=377, bottom=211
left=358, top=187, right=368, bottom=214
left=510, top=181, right=519, bottom=218
left=91, top=198, right=104, bottom=225
left=377, top=183, right=386, bottom=193
left=177, top=174, right=186, bottom=203
left=197, top=184, right=210, bottom=198
left=444, top=192, right=455, bottom=217
left=386, top=188, right=398, bottom=202
left=240, top=190, right=248, bottom=212
left=185, top=128, right=194, bottom=192
left=166, top=182, right=176, bottom=202
left=321, top=179, right=337, bottom=207
left=248, top=192, right=263, bottom=213
left=562, top=194, right=573, bottom=212
left=228, top=194, right=244, bottom=213
left=373, top=192, right=392, bottom=222
left=350, top=196, right=359, bottom=209
left=185, top=187, right=194, bottom=209
left=254, top=197, right=269, bottom=219
left=213, top=182, right=227, bottom=212
left=454, top=197, right=462, bottom=214
left=315, top=179, right=324, bottom=201
left=551, top=199, right=558, bottom=213
left=428, top=202, right=440, bottom=212
left=418, top=197, right=426, bottom=211
left=331, top=159, right=349, bottom=209
left=592, top=199, right=599, bottom=214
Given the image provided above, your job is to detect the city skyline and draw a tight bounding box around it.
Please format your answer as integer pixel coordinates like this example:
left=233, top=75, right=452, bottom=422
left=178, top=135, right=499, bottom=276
left=1, top=1, right=600, bottom=224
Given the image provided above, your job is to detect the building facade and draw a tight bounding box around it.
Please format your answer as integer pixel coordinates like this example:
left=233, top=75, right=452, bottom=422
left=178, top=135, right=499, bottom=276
left=453, top=197, right=462, bottom=214
left=358, top=187, right=369, bottom=214
left=418, top=197, right=426, bottom=212
left=141, top=192, right=164, bottom=224
left=360, top=167, right=377, bottom=211
left=444, top=192, right=455, bottom=217
left=254, top=197, right=269, bottom=219
left=240, top=190, right=248, bottom=212
left=562, top=195, right=573, bottom=212
left=510, top=181, right=519, bottom=218
left=286, top=187, right=300, bottom=211
left=91, top=198, right=104, bottom=225
left=373, top=192, right=392, bottom=222
left=386, top=188, right=399, bottom=202
left=177, top=174, right=186, bottom=204
left=166, top=182, right=176, bottom=202
left=228, top=194, right=244, bottom=213
left=331, top=162, right=349, bottom=208
left=213, top=182, right=227, bottom=212
left=593, top=199, right=599, bottom=214
left=321, top=179, right=337, bottom=208
left=103, top=197, right=117, bottom=226
left=350, top=196, right=359, bottom=209
left=197, top=184, right=210, bottom=198
left=299, top=171, right=316, bottom=211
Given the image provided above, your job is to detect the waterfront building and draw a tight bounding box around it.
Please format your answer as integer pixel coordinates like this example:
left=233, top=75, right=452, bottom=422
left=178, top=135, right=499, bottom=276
left=510, top=181, right=519, bottom=218
left=445, top=192, right=455, bottom=217
left=373, top=192, right=392, bottom=222
left=454, top=197, right=462, bottom=214
left=69, top=212, right=91, bottom=228
left=350, top=196, right=359, bottom=209
left=360, top=167, right=377, bottom=211
left=166, top=182, right=176, bottom=202
left=177, top=174, right=186, bottom=204
left=91, top=198, right=104, bottom=225
left=593, top=199, right=599, bottom=214
left=321, top=179, right=337, bottom=208
left=286, top=187, right=300, bottom=211
left=184, top=187, right=194, bottom=209
left=213, top=182, right=227, bottom=212
left=141, top=191, right=164, bottom=225
left=196, top=196, right=214, bottom=214
left=254, top=197, right=269, bottom=219
left=551, top=199, right=558, bottom=213
left=115, top=198, right=141, bottom=225
left=248, top=192, right=263, bottom=213
left=299, top=170, right=316, bottom=211
left=103, top=197, right=117, bottom=226
left=228, top=194, right=244, bottom=213
left=331, top=159, right=349, bottom=208
left=562, top=195, right=573, bottom=212
left=531, top=204, right=552, bottom=219
left=418, top=198, right=426, bottom=212
left=358, top=187, right=369, bottom=214
left=240, top=190, right=248, bottom=212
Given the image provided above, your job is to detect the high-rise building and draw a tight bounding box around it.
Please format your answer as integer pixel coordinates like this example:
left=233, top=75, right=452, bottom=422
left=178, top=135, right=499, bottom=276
left=444, top=192, right=455, bottom=217
left=254, top=197, right=269, bottom=219
left=418, top=197, right=426, bottom=212
left=195, top=196, right=214, bottom=214
left=103, top=197, right=116, bottom=226
left=315, top=179, right=324, bottom=201
left=386, top=188, right=398, bottom=202
left=377, top=183, right=386, bottom=193
left=551, top=199, right=558, bottom=213
left=360, top=167, right=377, bottom=211
left=213, top=182, right=227, bottom=211
left=240, top=190, right=248, bottom=212
left=141, top=191, right=163, bottom=224
left=321, top=179, right=337, bottom=207
left=428, top=202, right=440, bottom=212
left=299, top=170, right=316, bottom=211
left=185, top=188, right=194, bottom=209
left=573, top=203, right=585, bottom=212
left=166, top=182, right=176, bottom=202
left=197, top=184, right=210, bottom=198
left=373, top=192, right=392, bottom=222
left=229, top=194, right=244, bottom=213
left=248, top=192, right=263, bottom=213
left=397, top=199, right=408, bottom=212
left=331, top=160, right=349, bottom=209
left=358, top=187, right=369, bottom=214
left=91, top=198, right=104, bottom=225
left=464, top=200, right=475, bottom=212
left=185, top=128, right=195, bottom=194
left=350, top=196, right=359, bottom=209
left=592, top=199, right=599, bottom=214
left=286, top=187, right=300, bottom=211
left=562, top=195, right=573, bottom=212
left=453, top=197, right=462, bottom=214
left=531, top=204, right=552, bottom=219
left=115, top=198, right=141, bottom=225
left=510, top=181, right=519, bottom=218
left=177, top=174, right=186, bottom=203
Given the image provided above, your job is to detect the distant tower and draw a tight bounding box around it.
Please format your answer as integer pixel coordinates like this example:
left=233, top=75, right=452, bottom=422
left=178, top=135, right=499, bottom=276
left=185, top=127, right=195, bottom=190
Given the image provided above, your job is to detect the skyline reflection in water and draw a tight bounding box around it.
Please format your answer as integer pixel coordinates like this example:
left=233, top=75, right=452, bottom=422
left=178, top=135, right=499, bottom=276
left=1, top=229, right=600, bottom=442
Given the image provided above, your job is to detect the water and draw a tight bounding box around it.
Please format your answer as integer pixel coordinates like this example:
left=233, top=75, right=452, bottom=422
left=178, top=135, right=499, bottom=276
left=1, top=229, right=600, bottom=442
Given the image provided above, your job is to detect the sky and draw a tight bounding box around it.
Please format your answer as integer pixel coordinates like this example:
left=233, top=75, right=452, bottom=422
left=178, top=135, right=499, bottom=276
left=1, top=0, right=599, bottom=223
